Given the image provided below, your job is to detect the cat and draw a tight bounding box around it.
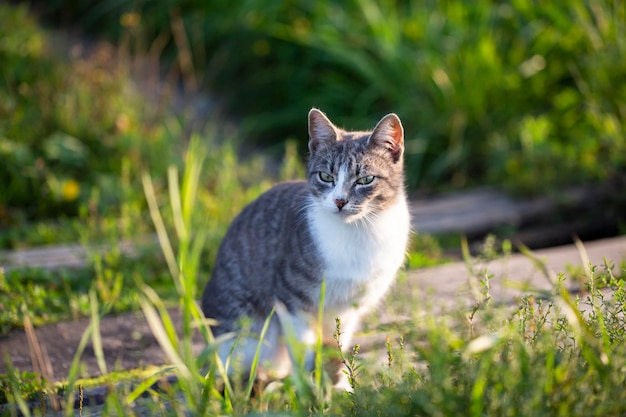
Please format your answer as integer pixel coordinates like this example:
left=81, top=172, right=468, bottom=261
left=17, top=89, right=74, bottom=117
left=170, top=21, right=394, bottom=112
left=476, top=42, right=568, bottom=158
left=201, top=108, right=410, bottom=384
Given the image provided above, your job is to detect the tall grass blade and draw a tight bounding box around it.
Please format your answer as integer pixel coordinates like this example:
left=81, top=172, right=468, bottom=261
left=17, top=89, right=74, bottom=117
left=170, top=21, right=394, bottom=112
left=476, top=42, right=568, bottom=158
left=3, top=355, right=32, bottom=417
left=125, top=368, right=172, bottom=404
left=168, top=166, right=186, bottom=244
left=139, top=293, right=192, bottom=382
left=88, top=289, right=108, bottom=376
left=469, top=354, right=490, bottom=417
left=315, top=279, right=326, bottom=400
left=142, top=172, right=181, bottom=292
left=574, top=236, right=593, bottom=281
left=63, top=322, right=95, bottom=417
left=274, top=302, right=315, bottom=407
left=141, top=285, right=181, bottom=353
left=181, top=135, right=206, bottom=227
left=517, top=243, right=557, bottom=286
left=243, top=308, right=275, bottom=400
left=140, top=139, right=240, bottom=413
left=558, top=286, right=610, bottom=378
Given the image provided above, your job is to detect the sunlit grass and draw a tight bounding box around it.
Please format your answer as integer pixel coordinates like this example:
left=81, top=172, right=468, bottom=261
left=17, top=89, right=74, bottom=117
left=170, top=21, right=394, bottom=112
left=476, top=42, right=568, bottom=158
left=1, top=2, right=626, bottom=415
left=2, top=138, right=626, bottom=416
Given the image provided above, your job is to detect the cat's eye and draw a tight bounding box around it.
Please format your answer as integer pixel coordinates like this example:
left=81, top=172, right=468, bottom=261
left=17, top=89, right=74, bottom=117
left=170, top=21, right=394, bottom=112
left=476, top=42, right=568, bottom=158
left=319, top=172, right=334, bottom=183
left=355, top=175, right=375, bottom=185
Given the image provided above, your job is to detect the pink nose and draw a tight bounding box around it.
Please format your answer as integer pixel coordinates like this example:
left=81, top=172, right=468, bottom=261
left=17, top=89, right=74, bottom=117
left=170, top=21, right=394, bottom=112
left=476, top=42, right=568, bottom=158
left=334, top=198, right=348, bottom=210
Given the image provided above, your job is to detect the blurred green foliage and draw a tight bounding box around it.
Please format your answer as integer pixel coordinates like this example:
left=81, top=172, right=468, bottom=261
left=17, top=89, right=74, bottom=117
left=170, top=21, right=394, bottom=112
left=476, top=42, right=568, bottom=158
left=0, top=3, right=195, bottom=246
left=29, top=0, right=626, bottom=190
left=0, top=4, right=147, bottom=224
left=1, top=1, right=625, bottom=241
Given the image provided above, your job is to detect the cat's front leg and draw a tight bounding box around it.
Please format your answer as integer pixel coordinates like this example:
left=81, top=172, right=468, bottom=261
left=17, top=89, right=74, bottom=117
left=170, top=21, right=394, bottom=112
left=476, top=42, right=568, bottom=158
left=216, top=315, right=291, bottom=380
left=278, top=308, right=357, bottom=390
left=274, top=303, right=318, bottom=372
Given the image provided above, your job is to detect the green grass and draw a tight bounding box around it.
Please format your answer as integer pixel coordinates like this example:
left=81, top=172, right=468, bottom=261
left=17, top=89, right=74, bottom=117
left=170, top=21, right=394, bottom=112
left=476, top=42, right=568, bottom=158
left=0, top=3, right=301, bottom=332
left=1, top=3, right=626, bottom=416
left=0, top=2, right=170, bottom=244
left=30, top=0, right=626, bottom=191
left=0, top=249, right=170, bottom=334
left=3, top=134, right=626, bottom=417
left=2, top=1, right=625, bottom=236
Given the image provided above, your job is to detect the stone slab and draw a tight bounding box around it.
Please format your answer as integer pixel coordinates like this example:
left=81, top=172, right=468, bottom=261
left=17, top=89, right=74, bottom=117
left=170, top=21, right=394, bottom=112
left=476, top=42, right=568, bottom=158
left=0, top=238, right=155, bottom=272
left=409, top=184, right=616, bottom=235
left=406, top=235, right=626, bottom=310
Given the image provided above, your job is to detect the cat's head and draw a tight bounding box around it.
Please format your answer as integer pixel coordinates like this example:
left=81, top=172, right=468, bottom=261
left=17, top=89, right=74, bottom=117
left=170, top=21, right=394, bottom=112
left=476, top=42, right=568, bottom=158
left=306, top=108, right=405, bottom=223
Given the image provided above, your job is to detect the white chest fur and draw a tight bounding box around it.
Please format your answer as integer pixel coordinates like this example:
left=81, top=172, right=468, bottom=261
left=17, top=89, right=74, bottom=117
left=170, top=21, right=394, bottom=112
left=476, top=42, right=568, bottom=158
left=306, top=196, right=410, bottom=310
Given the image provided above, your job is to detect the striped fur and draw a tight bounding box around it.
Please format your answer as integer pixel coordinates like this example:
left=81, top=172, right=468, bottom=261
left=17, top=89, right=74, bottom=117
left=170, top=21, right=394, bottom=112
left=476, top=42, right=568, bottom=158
left=201, top=109, right=410, bottom=380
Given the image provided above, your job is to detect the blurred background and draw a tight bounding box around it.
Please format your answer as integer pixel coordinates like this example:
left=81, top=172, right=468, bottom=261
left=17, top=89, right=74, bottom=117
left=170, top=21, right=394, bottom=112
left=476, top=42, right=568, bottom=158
left=1, top=0, right=625, bottom=249
left=2, top=2, right=626, bottom=406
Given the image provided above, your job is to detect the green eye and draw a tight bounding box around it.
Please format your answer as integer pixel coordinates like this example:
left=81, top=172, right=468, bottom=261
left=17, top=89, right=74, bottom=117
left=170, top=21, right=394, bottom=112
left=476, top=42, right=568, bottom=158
left=356, top=175, right=375, bottom=185
left=319, top=172, right=334, bottom=182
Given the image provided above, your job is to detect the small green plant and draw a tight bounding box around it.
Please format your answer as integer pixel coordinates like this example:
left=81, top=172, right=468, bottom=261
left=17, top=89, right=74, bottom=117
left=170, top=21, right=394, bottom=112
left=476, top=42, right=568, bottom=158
left=406, top=233, right=449, bottom=269
left=333, top=317, right=361, bottom=416
left=0, top=370, right=47, bottom=406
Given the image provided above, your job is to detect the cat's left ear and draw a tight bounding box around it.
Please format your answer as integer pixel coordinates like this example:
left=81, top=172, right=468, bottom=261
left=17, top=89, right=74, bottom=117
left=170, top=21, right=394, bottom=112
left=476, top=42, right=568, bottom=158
left=308, top=108, right=339, bottom=153
left=369, top=113, right=404, bottom=163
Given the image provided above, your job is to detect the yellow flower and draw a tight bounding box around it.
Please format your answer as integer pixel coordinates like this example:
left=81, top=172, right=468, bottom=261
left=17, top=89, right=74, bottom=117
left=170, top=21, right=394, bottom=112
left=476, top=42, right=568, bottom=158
left=61, top=179, right=80, bottom=201
left=120, top=12, right=140, bottom=28
left=115, top=114, right=130, bottom=133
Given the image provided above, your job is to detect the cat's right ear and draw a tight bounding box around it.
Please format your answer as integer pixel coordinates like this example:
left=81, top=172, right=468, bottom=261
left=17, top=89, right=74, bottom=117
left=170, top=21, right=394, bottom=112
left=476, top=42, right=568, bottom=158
left=369, top=113, right=404, bottom=163
left=308, top=108, right=338, bottom=153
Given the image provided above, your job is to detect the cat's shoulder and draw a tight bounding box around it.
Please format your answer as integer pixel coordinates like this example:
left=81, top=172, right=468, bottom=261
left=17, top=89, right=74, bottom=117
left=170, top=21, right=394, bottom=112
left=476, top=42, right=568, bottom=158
left=269, top=180, right=308, bottom=191
left=242, top=180, right=310, bottom=213
left=259, top=180, right=309, bottom=199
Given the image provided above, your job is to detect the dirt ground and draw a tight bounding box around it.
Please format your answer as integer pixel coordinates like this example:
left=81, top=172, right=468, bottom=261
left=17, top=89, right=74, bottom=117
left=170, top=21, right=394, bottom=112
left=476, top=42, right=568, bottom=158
left=0, top=308, right=204, bottom=382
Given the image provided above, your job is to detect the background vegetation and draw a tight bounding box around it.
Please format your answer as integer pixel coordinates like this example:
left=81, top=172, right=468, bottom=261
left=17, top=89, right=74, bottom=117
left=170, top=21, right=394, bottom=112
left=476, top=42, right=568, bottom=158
left=2, top=0, right=625, bottom=231
left=1, top=1, right=626, bottom=415
left=29, top=0, right=626, bottom=191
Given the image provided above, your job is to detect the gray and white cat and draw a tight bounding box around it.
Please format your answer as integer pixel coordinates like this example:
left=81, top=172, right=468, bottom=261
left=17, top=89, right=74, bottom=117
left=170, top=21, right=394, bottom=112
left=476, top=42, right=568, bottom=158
left=201, top=109, right=410, bottom=382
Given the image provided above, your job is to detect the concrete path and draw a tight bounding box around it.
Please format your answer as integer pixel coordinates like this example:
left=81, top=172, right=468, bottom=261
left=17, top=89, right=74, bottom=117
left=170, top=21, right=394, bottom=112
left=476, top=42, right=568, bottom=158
left=410, top=235, right=626, bottom=310
left=409, top=185, right=615, bottom=236
left=0, top=239, right=155, bottom=272
left=1, top=235, right=624, bottom=381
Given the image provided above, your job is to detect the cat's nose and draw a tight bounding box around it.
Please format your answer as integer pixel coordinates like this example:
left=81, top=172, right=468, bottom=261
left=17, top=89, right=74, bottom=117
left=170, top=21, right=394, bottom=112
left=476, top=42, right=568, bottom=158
left=334, top=198, right=348, bottom=210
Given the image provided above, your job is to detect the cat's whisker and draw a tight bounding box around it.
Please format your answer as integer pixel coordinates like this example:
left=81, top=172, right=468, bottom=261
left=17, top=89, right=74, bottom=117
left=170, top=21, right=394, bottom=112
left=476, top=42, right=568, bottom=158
left=359, top=213, right=380, bottom=233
